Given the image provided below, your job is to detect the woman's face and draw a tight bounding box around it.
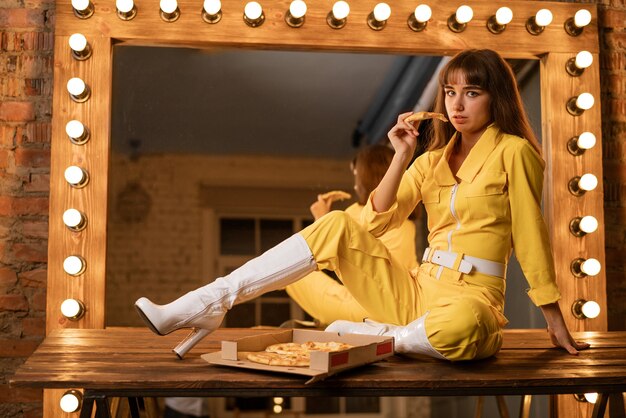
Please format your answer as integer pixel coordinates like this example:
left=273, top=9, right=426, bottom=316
left=444, top=72, right=492, bottom=142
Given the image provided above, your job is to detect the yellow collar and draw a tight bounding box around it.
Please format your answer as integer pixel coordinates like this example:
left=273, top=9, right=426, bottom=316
left=433, top=124, right=501, bottom=185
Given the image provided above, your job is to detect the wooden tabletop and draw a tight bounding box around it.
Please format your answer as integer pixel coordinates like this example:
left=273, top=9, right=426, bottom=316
left=9, top=327, right=626, bottom=397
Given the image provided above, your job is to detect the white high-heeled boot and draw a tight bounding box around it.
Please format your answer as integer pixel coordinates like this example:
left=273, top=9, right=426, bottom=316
left=135, top=234, right=316, bottom=358
left=325, top=314, right=447, bottom=360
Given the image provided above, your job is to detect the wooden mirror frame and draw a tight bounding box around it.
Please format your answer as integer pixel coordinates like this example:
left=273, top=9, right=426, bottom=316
left=46, top=0, right=605, bottom=416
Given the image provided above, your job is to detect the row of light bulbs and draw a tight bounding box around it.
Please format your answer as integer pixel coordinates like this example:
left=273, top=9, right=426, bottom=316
left=563, top=47, right=602, bottom=325
left=70, top=0, right=593, bottom=36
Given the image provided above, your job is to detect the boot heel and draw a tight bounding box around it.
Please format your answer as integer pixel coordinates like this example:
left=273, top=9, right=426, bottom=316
left=172, top=328, right=211, bottom=359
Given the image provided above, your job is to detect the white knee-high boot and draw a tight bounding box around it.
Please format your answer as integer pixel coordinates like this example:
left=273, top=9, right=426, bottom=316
left=135, top=234, right=316, bottom=358
left=325, top=314, right=447, bottom=360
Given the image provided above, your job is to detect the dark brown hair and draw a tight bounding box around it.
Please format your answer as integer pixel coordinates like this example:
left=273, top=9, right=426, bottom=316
left=353, top=144, right=394, bottom=205
left=428, top=49, right=541, bottom=154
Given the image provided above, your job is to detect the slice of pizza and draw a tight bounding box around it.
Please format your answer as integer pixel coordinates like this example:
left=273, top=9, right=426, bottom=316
left=247, top=351, right=310, bottom=367
left=302, top=341, right=354, bottom=352
left=404, top=111, right=449, bottom=124
left=320, top=190, right=352, bottom=202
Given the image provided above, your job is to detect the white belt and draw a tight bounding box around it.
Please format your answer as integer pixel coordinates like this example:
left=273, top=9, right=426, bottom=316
left=422, top=247, right=506, bottom=278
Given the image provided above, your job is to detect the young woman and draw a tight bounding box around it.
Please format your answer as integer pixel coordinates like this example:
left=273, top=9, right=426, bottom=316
left=136, top=49, right=588, bottom=360
left=286, top=144, right=419, bottom=326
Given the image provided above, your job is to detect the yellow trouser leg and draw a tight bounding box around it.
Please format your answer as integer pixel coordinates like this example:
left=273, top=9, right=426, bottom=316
left=298, top=211, right=419, bottom=325
left=286, top=271, right=371, bottom=326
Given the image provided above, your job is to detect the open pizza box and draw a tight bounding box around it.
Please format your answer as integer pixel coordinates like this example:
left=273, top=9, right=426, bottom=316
left=201, top=328, right=394, bottom=384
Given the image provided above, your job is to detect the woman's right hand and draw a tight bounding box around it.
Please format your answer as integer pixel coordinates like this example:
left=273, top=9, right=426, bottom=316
left=387, top=112, right=419, bottom=161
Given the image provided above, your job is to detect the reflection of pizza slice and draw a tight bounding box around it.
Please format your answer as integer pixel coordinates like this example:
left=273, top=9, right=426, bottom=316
left=320, top=190, right=351, bottom=202
left=404, top=111, right=449, bottom=124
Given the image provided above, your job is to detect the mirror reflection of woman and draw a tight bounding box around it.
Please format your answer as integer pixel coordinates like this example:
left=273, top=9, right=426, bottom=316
left=135, top=49, right=589, bottom=360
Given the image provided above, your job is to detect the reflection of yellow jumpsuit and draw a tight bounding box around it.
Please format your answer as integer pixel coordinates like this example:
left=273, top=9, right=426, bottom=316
left=298, top=125, right=561, bottom=360
left=286, top=203, right=418, bottom=325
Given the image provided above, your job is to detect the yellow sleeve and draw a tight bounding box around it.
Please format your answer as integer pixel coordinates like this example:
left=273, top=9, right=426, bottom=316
left=506, top=140, right=561, bottom=306
left=360, top=152, right=429, bottom=237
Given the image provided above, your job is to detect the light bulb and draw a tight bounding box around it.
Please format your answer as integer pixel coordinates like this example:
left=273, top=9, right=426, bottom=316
left=495, top=7, right=512, bottom=25
left=71, top=0, right=93, bottom=17
left=581, top=300, right=601, bottom=318
left=67, top=77, right=86, bottom=96
left=577, top=132, right=596, bottom=150
left=574, top=9, right=592, bottom=28
left=273, top=405, right=283, bottom=414
left=65, top=120, right=85, bottom=140
left=456, top=5, right=473, bottom=24
left=274, top=397, right=284, bottom=405
left=68, top=33, right=87, bottom=52
left=204, top=0, right=221, bottom=15
left=244, top=2, right=262, bottom=20
left=579, top=216, right=599, bottom=233
left=64, top=165, right=89, bottom=187
left=63, top=255, right=86, bottom=276
left=117, top=0, right=134, bottom=13
left=289, top=0, right=306, bottom=19
left=67, top=77, right=90, bottom=102
left=575, top=51, right=593, bottom=69
left=576, top=93, right=594, bottom=110
left=584, top=393, right=598, bottom=404
left=570, top=215, right=598, bottom=237
left=579, top=173, right=598, bottom=191
left=60, top=390, right=82, bottom=413
left=535, top=9, right=553, bottom=27
left=160, top=0, right=177, bottom=14
left=373, top=3, right=391, bottom=21
left=61, top=298, right=85, bottom=320
left=581, top=258, right=601, bottom=276
left=332, top=1, right=350, bottom=20
left=414, top=4, right=431, bottom=22
left=63, top=208, right=87, bottom=231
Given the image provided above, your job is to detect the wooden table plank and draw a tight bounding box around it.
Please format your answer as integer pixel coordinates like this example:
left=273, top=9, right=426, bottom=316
left=9, top=328, right=626, bottom=398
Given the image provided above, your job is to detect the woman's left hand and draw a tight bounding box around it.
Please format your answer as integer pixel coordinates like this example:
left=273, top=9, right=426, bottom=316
left=541, top=302, right=590, bottom=355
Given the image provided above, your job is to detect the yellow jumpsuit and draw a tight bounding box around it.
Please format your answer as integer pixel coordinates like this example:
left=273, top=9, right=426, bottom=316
left=286, top=203, right=418, bottom=325
left=298, top=125, right=562, bottom=361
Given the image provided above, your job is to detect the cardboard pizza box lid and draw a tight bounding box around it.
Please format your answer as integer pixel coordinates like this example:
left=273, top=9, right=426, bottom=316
left=201, top=328, right=394, bottom=384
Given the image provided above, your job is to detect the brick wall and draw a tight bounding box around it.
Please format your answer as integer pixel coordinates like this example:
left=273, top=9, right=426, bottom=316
left=0, top=1, right=624, bottom=417
left=0, top=0, right=53, bottom=415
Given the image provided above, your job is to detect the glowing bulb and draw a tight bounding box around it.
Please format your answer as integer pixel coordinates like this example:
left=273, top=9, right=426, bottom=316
left=581, top=300, right=601, bottom=318
left=160, top=0, right=177, bottom=14
left=71, top=0, right=90, bottom=11
left=289, top=0, right=306, bottom=19
left=414, top=4, right=431, bottom=22
left=373, top=3, right=391, bottom=21
left=455, top=5, right=473, bottom=24
left=68, top=33, right=87, bottom=52
left=577, top=132, right=596, bottom=150
left=584, top=393, right=598, bottom=403
left=332, top=1, right=350, bottom=20
left=579, top=216, right=598, bottom=234
left=535, top=9, right=553, bottom=27
left=574, top=9, right=592, bottom=28
left=495, top=7, right=512, bottom=25
left=579, top=173, right=598, bottom=191
left=63, top=209, right=86, bottom=230
left=244, top=2, right=262, bottom=20
left=59, top=391, right=82, bottom=413
left=203, top=0, right=221, bottom=15
left=65, top=120, right=85, bottom=140
left=64, top=166, right=88, bottom=187
left=274, top=397, right=284, bottom=405
left=116, top=0, right=134, bottom=13
left=574, top=51, right=593, bottom=69
left=67, top=77, right=86, bottom=96
left=576, top=93, right=594, bottom=110
left=63, top=255, right=85, bottom=275
left=61, top=298, right=85, bottom=319
left=581, top=258, right=601, bottom=276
